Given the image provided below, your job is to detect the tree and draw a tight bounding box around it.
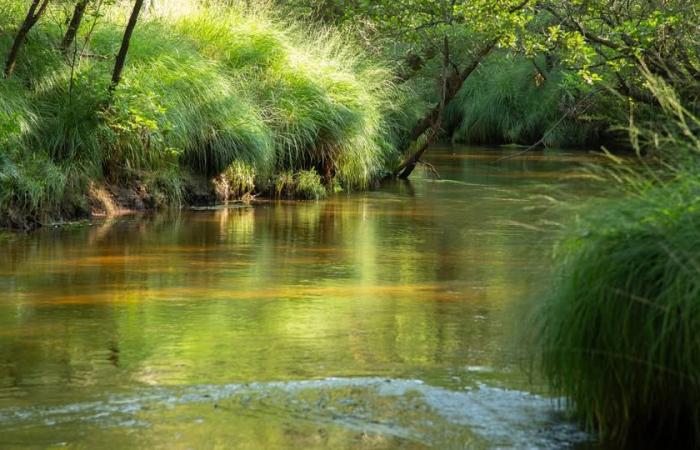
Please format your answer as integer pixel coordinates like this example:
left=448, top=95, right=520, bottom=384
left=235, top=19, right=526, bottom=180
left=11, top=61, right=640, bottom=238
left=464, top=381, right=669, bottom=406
left=369, top=0, right=532, bottom=178
left=110, top=0, right=144, bottom=90
left=61, top=0, right=91, bottom=53
left=538, top=1, right=699, bottom=106
left=395, top=39, right=497, bottom=178
left=4, top=0, right=51, bottom=78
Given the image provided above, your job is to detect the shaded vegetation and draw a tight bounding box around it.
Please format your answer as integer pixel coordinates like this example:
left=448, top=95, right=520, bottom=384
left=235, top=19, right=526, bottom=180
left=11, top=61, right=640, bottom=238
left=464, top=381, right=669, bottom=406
left=534, top=73, right=700, bottom=446
left=445, top=53, right=604, bottom=147
left=537, top=180, right=700, bottom=446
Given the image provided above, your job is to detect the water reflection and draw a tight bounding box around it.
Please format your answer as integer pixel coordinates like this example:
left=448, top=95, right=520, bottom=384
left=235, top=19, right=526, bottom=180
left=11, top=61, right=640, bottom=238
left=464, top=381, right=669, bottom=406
left=0, top=146, right=602, bottom=448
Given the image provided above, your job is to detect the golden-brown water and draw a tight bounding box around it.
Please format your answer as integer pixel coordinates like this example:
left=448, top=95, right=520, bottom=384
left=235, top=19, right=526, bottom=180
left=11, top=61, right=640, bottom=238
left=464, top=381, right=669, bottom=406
left=0, top=147, right=600, bottom=449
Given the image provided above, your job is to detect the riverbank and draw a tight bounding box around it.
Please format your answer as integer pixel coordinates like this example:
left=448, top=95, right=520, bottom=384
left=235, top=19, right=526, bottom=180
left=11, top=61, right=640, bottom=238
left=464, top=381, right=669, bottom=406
left=533, top=75, right=700, bottom=447
left=0, top=1, right=406, bottom=230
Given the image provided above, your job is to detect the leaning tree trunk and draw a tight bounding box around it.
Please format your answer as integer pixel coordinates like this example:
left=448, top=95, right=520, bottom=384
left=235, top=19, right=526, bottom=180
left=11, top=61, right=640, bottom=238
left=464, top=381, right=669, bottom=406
left=393, top=0, right=531, bottom=179
left=110, top=0, right=144, bottom=90
left=61, top=0, right=90, bottom=53
left=4, top=0, right=50, bottom=78
left=394, top=39, right=497, bottom=178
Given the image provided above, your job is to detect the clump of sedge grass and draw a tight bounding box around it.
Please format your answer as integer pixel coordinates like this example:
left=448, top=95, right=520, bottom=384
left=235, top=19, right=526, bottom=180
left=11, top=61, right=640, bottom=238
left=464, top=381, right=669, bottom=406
left=445, top=52, right=602, bottom=147
left=534, top=72, right=700, bottom=447
left=273, top=169, right=326, bottom=200
left=294, top=169, right=327, bottom=199
left=536, top=180, right=700, bottom=446
left=218, top=160, right=257, bottom=202
left=0, top=154, right=88, bottom=229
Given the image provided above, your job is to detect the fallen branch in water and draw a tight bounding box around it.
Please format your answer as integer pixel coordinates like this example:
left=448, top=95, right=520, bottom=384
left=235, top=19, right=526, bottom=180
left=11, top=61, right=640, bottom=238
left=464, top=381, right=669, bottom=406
left=419, top=160, right=441, bottom=179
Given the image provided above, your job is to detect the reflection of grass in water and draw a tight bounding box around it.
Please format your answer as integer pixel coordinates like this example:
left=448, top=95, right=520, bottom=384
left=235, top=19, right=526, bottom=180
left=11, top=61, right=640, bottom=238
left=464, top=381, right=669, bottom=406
left=217, top=207, right=256, bottom=243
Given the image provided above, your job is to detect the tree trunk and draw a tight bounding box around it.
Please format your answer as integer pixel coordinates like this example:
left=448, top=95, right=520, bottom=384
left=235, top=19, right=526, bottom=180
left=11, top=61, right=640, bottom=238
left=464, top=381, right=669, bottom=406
left=394, top=39, right=497, bottom=178
left=4, top=0, right=50, bottom=78
left=61, top=0, right=90, bottom=53
left=110, top=0, right=144, bottom=90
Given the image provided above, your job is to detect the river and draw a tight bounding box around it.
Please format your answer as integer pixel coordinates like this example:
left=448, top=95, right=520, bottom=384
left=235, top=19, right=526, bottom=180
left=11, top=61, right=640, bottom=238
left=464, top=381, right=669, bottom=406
left=0, top=146, right=603, bottom=449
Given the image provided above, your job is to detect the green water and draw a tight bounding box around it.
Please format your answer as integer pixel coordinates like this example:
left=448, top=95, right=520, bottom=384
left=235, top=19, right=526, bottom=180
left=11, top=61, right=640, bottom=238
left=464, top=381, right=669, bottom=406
left=0, top=147, right=602, bottom=449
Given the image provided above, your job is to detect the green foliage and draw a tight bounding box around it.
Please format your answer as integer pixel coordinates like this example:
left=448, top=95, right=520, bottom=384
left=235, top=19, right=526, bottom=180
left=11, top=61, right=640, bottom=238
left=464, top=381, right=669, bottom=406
left=534, top=73, right=700, bottom=446
left=0, top=0, right=399, bottom=227
left=280, top=0, right=699, bottom=153
left=221, top=160, right=257, bottom=200
left=446, top=53, right=602, bottom=147
left=172, top=7, right=401, bottom=187
left=273, top=169, right=327, bottom=200
left=535, top=178, right=700, bottom=446
left=0, top=79, right=35, bottom=150
left=294, top=169, right=327, bottom=200
left=539, top=1, right=699, bottom=107
left=0, top=154, right=87, bottom=229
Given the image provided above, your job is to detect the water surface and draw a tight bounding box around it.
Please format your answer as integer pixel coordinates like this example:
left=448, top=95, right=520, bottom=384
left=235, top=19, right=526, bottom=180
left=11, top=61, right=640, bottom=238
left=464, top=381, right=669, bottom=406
left=0, top=146, right=601, bottom=449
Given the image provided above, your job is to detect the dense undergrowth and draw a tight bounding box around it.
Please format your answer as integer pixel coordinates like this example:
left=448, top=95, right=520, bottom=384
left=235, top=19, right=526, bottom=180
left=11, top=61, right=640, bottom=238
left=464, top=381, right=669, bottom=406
left=534, top=76, right=700, bottom=447
left=445, top=53, right=605, bottom=147
left=0, top=0, right=404, bottom=229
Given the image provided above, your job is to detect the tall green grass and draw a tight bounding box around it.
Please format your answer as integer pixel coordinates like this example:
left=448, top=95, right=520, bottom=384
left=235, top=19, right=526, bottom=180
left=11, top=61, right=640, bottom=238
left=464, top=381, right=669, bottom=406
left=534, top=73, right=700, bottom=446
left=0, top=0, right=401, bottom=228
left=536, top=181, right=700, bottom=445
left=446, top=53, right=602, bottom=147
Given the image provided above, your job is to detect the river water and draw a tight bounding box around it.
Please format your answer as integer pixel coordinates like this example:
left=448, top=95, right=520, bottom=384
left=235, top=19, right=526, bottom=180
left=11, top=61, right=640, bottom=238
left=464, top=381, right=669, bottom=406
left=0, top=146, right=602, bottom=449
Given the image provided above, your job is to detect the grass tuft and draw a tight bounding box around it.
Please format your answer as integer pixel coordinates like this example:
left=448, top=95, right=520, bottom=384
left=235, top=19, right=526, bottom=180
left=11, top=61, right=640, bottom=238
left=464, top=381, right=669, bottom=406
left=534, top=72, right=700, bottom=446
left=535, top=179, right=700, bottom=445
left=272, top=169, right=326, bottom=200
left=0, top=0, right=401, bottom=227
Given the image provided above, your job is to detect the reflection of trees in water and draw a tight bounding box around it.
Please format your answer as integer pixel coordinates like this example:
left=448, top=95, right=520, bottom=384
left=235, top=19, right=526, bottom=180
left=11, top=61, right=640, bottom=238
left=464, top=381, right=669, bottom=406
left=0, top=171, right=559, bottom=392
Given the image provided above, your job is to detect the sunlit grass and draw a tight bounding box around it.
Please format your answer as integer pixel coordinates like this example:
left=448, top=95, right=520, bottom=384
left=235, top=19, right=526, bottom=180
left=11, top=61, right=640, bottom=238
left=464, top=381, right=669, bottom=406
left=0, top=0, right=401, bottom=227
